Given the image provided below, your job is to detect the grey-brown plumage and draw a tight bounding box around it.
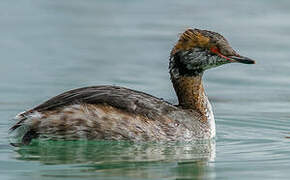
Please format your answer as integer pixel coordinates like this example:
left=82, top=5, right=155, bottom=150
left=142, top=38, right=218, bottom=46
left=12, top=86, right=179, bottom=131
left=10, top=28, right=255, bottom=145
left=13, top=86, right=175, bottom=127
left=12, top=86, right=209, bottom=145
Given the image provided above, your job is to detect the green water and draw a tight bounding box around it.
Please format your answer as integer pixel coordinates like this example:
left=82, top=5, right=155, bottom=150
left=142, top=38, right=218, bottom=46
left=1, top=0, right=290, bottom=179
left=9, top=141, right=214, bottom=179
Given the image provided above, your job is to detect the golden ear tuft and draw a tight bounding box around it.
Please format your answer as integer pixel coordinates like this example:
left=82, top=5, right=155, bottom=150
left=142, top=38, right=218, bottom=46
left=171, top=29, right=210, bottom=57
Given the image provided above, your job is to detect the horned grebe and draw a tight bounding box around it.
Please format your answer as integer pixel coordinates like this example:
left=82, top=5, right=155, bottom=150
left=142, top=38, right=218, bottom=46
left=10, top=28, right=255, bottom=145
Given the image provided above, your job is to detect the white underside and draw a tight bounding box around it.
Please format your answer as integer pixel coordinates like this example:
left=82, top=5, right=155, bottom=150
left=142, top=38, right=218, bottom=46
left=205, top=96, right=215, bottom=138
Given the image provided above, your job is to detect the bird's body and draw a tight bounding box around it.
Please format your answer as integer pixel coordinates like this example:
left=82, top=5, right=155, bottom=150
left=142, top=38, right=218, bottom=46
left=13, top=86, right=214, bottom=143
left=10, top=28, right=255, bottom=145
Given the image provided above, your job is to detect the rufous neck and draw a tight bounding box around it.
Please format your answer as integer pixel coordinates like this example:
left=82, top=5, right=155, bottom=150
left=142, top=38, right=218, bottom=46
left=171, top=74, right=209, bottom=122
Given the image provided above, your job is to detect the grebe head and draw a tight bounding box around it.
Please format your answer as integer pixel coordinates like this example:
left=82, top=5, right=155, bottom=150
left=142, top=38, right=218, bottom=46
left=170, top=28, right=255, bottom=77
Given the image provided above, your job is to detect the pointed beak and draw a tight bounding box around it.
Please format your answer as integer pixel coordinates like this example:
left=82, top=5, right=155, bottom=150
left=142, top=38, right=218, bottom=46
left=228, top=55, right=256, bottom=64
left=210, top=47, right=256, bottom=64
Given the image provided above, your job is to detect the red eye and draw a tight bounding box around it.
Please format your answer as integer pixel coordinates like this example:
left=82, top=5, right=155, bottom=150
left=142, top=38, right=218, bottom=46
left=210, top=47, right=234, bottom=62
left=210, top=47, right=219, bottom=54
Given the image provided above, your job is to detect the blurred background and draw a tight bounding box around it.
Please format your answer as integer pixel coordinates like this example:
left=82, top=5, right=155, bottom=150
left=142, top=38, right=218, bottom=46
left=0, top=0, right=290, bottom=179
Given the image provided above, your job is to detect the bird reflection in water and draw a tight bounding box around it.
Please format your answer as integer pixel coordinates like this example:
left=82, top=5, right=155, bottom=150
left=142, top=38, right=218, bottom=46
left=14, top=140, right=216, bottom=179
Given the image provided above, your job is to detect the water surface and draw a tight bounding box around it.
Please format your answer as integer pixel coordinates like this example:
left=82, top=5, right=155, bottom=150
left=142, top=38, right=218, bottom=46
left=1, top=0, right=290, bottom=179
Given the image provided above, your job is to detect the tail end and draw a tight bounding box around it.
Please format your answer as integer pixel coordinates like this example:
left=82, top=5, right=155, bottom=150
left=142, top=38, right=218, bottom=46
left=10, top=111, right=40, bottom=146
